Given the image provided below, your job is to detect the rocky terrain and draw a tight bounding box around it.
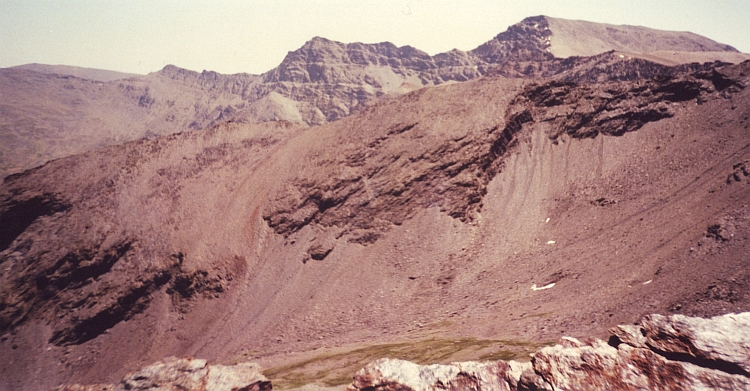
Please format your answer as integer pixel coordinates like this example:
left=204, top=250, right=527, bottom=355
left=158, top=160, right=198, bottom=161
left=57, top=311, right=750, bottom=390
left=2, top=16, right=748, bottom=178
left=349, top=312, right=750, bottom=391
left=1, top=58, right=749, bottom=390
left=57, top=357, right=270, bottom=391
left=1, top=15, right=750, bottom=391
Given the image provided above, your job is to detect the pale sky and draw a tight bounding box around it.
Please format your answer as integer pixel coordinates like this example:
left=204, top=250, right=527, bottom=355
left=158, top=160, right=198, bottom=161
left=1, top=0, right=748, bottom=75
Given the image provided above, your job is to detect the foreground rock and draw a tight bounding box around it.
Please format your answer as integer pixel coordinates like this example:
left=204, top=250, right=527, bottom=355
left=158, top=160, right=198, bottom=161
left=348, top=312, right=750, bottom=391
left=57, top=357, right=271, bottom=391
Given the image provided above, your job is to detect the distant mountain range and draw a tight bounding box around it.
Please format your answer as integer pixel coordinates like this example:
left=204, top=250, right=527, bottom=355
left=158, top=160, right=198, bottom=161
left=1, top=15, right=748, bottom=179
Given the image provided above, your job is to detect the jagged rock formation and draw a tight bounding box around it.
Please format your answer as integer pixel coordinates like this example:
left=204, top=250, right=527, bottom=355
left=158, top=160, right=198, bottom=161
left=2, top=16, right=747, bottom=178
left=57, top=357, right=270, bottom=391
left=348, top=312, right=750, bottom=391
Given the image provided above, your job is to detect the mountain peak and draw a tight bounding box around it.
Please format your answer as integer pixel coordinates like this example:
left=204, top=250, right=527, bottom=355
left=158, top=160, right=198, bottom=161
left=541, top=16, right=739, bottom=57
left=157, top=64, right=196, bottom=76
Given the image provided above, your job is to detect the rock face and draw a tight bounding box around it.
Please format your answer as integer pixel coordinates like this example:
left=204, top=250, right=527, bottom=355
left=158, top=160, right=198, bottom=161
left=348, top=313, right=750, bottom=391
left=57, top=357, right=271, bottom=391
left=261, top=64, right=745, bottom=243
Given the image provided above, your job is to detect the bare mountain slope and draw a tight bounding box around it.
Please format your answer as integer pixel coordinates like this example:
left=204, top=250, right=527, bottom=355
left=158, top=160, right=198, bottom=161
left=0, top=67, right=258, bottom=177
left=544, top=16, right=740, bottom=58
left=2, top=16, right=746, bottom=179
left=8, top=63, right=140, bottom=82
left=1, top=60, right=749, bottom=390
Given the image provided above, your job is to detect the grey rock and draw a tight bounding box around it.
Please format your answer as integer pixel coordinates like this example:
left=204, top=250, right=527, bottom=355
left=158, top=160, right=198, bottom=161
left=533, top=338, right=750, bottom=390
left=348, top=312, right=750, bottom=391
left=635, top=312, right=750, bottom=373
left=346, top=358, right=535, bottom=391
left=57, top=357, right=270, bottom=391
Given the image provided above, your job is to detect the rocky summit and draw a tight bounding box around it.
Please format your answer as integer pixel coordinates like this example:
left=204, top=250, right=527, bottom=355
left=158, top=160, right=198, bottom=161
left=1, top=15, right=750, bottom=391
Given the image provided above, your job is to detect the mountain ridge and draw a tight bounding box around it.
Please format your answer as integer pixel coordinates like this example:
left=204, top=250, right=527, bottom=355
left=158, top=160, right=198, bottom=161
left=2, top=15, right=747, bottom=180
left=6, top=63, right=141, bottom=82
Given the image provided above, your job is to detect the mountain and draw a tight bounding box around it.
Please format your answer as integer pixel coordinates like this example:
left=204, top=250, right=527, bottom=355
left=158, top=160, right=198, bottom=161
left=2, top=16, right=748, bottom=179
left=7, top=63, right=140, bottom=82
left=3, top=15, right=750, bottom=390
left=2, top=47, right=750, bottom=389
left=543, top=16, right=738, bottom=56
left=0, top=67, right=258, bottom=177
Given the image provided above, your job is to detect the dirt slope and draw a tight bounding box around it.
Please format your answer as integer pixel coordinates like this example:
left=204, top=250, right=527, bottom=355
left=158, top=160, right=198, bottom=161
left=1, top=61, right=749, bottom=390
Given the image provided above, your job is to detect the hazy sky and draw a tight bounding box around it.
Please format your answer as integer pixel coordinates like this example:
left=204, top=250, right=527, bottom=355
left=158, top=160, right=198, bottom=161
left=1, top=0, right=749, bottom=75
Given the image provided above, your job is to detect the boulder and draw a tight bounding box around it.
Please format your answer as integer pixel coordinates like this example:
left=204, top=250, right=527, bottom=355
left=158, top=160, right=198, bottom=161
left=346, top=358, right=539, bottom=391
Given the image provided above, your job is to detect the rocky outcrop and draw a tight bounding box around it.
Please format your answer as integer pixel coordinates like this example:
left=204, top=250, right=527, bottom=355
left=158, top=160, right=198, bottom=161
left=506, top=64, right=746, bottom=141
left=489, top=50, right=729, bottom=82
left=727, top=160, right=750, bottom=184
left=348, top=359, right=537, bottom=391
left=262, top=64, right=747, bottom=243
left=57, top=357, right=271, bottom=391
left=611, top=313, right=750, bottom=375
left=348, top=312, right=750, bottom=391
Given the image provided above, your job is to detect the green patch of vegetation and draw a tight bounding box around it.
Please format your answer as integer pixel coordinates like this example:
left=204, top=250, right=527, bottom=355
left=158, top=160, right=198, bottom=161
left=263, top=337, right=552, bottom=389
